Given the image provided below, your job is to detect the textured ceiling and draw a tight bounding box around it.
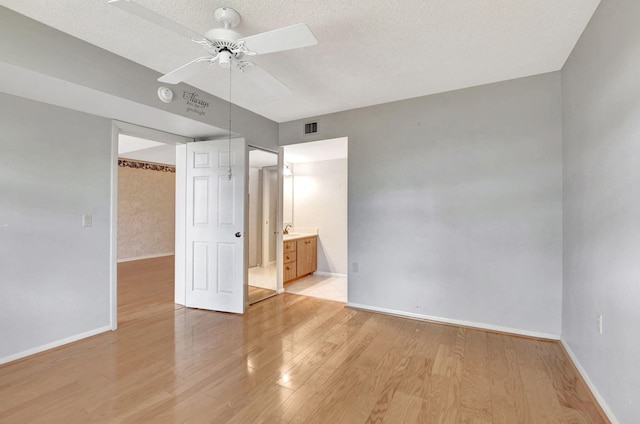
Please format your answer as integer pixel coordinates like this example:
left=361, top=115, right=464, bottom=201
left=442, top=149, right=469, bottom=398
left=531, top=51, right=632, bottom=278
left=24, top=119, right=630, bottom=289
left=0, top=0, right=600, bottom=123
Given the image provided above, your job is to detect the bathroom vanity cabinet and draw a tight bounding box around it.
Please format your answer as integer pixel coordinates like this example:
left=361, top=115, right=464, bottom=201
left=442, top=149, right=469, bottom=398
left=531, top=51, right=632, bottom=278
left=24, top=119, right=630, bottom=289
left=283, top=235, right=317, bottom=284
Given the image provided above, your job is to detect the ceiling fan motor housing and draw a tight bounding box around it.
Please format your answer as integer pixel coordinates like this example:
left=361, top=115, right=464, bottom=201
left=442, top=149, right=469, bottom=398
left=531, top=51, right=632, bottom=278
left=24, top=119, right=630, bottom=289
left=204, top=28, right=244, bottom=59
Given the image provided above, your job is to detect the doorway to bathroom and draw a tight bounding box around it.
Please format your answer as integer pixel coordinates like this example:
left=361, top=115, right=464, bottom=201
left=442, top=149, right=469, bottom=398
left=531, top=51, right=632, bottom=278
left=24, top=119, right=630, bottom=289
left=281, top=137, right=348, bottom=303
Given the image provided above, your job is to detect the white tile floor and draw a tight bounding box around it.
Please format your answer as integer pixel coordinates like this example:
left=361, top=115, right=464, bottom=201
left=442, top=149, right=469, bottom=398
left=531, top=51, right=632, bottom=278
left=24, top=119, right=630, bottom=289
left=249, top=263, right=347, bottom=303
left=285, top=274, right=347, bottom=303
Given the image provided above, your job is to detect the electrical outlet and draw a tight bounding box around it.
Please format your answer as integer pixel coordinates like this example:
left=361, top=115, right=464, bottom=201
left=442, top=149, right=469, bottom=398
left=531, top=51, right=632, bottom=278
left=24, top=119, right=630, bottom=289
left=82, top=214, right=92, bottom=227
left=352, top=262, right=359, bottom=273
left=596, top=313, right=603, bottom=335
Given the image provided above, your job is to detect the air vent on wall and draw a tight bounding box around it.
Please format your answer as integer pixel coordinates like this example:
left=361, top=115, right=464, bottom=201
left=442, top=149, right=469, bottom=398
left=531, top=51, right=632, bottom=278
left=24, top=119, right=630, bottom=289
left=304, top=122, right=318, bottom=135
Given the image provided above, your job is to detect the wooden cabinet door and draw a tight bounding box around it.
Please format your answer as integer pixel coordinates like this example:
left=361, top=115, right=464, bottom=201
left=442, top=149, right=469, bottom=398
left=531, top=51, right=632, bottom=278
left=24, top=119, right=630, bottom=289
left=297, top=237, right=317, bottom=277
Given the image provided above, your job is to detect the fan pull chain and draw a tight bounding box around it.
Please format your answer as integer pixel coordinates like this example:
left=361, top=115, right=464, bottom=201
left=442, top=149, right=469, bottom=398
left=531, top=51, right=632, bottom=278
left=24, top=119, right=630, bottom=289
left=227, top=62, right=232, bottom=181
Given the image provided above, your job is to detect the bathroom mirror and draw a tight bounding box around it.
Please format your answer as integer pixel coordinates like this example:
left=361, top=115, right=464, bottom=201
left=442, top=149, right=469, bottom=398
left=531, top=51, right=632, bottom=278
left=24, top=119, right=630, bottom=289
left=247, top=147, right=279, bottom=304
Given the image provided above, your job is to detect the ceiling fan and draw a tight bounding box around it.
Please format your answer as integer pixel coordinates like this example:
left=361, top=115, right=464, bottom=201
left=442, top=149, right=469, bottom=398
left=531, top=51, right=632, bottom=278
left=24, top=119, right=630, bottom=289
left=108, top=0, right=318, bottom=95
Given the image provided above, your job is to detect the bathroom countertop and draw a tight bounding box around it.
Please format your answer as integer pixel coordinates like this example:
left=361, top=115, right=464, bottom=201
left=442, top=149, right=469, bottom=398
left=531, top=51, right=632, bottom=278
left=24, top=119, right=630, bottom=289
left=283, top=233, right=317, bottom=241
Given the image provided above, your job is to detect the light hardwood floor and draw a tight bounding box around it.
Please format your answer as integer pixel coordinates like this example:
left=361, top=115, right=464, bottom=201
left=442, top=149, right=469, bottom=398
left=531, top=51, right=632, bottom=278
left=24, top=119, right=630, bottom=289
left=249, top=286, right=277, bottom=304
left=117, top=255, right=179, bottom=324
left=0, top=256, right=608, bottom=423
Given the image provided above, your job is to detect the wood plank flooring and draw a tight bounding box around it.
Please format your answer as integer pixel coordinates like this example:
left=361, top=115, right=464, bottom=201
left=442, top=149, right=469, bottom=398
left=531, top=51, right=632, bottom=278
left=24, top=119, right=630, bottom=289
left=0, top=256, right=609, bottom=423
left=117, top=255, right=178, bottom=324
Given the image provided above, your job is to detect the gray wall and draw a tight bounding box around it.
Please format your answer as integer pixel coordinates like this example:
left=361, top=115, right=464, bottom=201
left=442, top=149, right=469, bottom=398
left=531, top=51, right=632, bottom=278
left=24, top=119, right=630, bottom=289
left=0, top=93, right=112, bottom=360
left=562, top=0, right=640, bottom=421
left=280, top=72, right=564, bottom=336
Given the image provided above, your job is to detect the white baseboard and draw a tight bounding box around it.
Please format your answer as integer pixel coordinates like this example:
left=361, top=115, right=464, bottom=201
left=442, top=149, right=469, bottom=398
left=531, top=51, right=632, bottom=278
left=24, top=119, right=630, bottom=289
left=117, top=252, right=174, bottom=263
left=314, top=271, right=347, bottom=278
left=345, top=302, right=560, bottom=340
left=560, top=339, right=620, bottom=424
left=0, top=325, right=113, bottom=366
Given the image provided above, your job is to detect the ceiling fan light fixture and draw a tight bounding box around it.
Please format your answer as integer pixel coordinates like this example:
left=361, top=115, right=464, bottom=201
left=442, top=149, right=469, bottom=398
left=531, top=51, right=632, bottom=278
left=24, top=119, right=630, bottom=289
left=203, top=28, right=240, bottom=45
left=218, top=50, right=233, bottom=68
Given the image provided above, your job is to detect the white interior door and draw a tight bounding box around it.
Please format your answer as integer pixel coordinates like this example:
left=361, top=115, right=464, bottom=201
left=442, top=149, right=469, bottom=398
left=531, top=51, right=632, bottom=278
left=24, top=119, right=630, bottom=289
left=182, top=138, right=245, bottom=313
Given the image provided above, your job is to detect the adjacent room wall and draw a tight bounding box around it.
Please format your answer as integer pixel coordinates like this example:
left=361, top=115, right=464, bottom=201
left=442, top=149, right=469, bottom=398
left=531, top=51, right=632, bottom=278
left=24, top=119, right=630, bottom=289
left=0, top=92, right=112, bottom=362
left=117, top=165, right=176, bottom=262
left=292, top=159, right=348, bottom=275
left=561, top=0, right=640, bottom=421
left=280, top=72, right=564, bottom=337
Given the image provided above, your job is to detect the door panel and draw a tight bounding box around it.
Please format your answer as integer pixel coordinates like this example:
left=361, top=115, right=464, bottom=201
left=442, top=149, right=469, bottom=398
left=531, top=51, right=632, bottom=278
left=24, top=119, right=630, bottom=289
left=192, top=242, right=209, bottom=290
left=217, top=176, right=236, bottom=225
left=183, top=138, right=245, bottom=313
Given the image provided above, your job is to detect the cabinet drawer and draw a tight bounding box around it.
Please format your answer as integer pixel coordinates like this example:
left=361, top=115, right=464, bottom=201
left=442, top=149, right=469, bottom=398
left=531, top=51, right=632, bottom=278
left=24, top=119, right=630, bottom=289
left=284, top=251, right=297, bottom=264
left=284, top=262, right=297, bottom=282
left=284, top=240, right=296, bottom=253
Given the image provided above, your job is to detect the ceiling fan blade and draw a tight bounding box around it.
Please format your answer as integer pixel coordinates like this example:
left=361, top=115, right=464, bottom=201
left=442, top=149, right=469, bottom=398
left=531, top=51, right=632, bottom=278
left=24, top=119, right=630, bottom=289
left=239, top=23, right=318, bottom=55
left=108, top=0, right=204, bottom=41
left=158, top=57, right=212, bottom=84
left=240, top=62, right=291, bottom=96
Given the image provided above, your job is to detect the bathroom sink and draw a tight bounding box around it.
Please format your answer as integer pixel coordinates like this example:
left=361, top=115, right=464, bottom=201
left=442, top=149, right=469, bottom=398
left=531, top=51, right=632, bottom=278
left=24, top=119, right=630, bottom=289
left=283, top=229, right=318, bottom=240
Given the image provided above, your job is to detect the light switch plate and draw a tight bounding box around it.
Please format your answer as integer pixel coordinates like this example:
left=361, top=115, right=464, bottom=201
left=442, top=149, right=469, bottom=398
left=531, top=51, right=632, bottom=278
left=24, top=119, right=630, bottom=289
left=82, top=214, right=92, bottom=227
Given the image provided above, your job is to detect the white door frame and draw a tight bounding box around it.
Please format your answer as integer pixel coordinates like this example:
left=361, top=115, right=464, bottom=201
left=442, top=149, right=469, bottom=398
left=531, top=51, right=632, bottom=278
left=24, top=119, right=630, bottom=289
left=277, top=147, right=285, bottom=293
left=261, top=165, right=278, bottom=268
left=109, top=121, right=193, bottom=330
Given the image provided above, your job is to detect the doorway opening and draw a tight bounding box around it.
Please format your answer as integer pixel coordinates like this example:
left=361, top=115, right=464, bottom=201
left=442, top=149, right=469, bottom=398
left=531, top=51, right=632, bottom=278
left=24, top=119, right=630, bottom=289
left=281, top=137, right=348, bottom=303
left=111, top=123, right=192, bottom=329
left=116, top=133, right=181, bottom=324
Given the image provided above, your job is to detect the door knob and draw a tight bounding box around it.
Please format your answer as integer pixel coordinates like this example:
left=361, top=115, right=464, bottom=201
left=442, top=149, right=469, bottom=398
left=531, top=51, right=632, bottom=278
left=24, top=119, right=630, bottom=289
left=235, top=232, right=242, bottom=238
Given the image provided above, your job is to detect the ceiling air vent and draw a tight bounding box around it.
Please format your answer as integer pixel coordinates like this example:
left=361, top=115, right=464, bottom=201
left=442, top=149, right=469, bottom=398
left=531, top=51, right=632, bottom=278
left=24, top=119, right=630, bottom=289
left=304, top=122, right=318, bottom=135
